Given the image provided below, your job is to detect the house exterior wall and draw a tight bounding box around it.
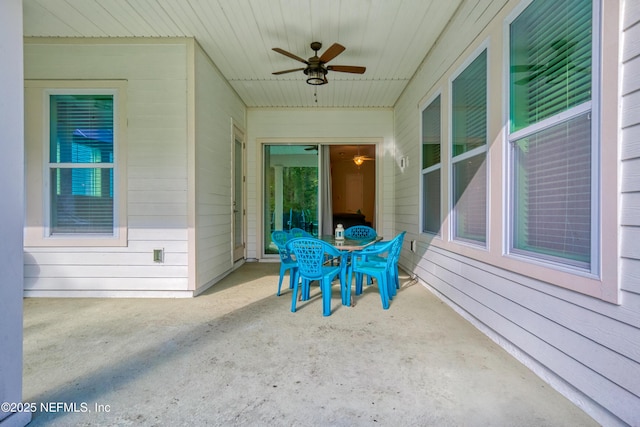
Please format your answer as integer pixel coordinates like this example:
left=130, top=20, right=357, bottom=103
left=246, top=108, right=394, bottom=261
left=394, top=0, right=640, bottom=425
left=621, top=2, right=640, bottom=299
left=193, top=42, right=246, bottom=293
left=23, top=38, right=192, bottom=297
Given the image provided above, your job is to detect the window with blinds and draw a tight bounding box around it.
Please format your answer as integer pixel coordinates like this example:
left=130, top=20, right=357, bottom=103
left=421, top=94, right=441, bottom=235
left=49, top=94, right=115, bottom=235
left=451, top=49, right=487, bottom=245
left=509, top=0, right=594, bottom=268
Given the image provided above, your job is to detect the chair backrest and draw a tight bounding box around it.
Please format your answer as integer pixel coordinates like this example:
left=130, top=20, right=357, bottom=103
left=287, top=238, right=340, bottom=280
left=344, top=225, right=377, bottom=239
left=289, top=227, right=312, bottom=238
left=389, top=231, right=406, bottom=265
left=271, top=230, right=294, bottom=263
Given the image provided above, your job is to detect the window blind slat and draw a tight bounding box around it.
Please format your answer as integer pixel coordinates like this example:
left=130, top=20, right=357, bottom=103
left=422, top=95, right=441, bottom=168
left=422, top=169, right=441, bottom=234
left=513, top=113, right=591, bottom=265
left=49, top=94, right=115, bottom=235
left=452, top=49, right=487, bottom=244
left=422, top=95, right=442, bottom=235
left=510, top=0, right=593, bottom=267
left=452, top=50, right=487, bottom=157
left=511, top=0, right=591, bottom=132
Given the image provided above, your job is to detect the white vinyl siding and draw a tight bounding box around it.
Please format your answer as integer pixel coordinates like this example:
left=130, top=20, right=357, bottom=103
left=394, top=0, right=636, bottom=425
left=193, top=43, right=246, bottom=292
left=24, top=39, right=190, bottom=295
left=621, top=0, right=640, bottom=298
left=24, top=38, right=247, bottom=296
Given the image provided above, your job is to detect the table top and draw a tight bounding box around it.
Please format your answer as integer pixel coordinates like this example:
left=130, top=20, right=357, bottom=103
left=318, top=235, right=382, bottom=251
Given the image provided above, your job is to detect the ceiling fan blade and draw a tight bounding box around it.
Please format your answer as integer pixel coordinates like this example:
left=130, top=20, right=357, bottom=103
left=319, top=43, right=345, bottom=63
left=272, top=68, right=306, bottom=75
left=327, top=65, right=366, bottom=74
left=272, top=48, right=308, bottom=64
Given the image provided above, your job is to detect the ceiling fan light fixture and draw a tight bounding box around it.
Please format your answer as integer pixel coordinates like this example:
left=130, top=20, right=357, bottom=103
left=353, top=156, right=365, bottom=166
left=305, top=67, right=327, bottom=85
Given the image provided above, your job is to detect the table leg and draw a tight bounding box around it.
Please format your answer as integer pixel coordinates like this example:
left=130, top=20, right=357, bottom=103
left=341, top=252, right=352, bottom=307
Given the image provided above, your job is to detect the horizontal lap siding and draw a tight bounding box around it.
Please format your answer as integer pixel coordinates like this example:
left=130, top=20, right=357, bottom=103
left=24, top=39, right=191, bottom=295
left=413, top=245, right=640, bottom=424
left=394, top=1, right=640, bottom=425
left=622, top=13, right=640, bottom=301
left=194, top=45, right=246, bottom=291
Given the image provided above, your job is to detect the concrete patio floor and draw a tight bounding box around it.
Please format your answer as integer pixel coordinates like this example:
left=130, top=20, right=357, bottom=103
left=22, top=262, right=598, bottom=426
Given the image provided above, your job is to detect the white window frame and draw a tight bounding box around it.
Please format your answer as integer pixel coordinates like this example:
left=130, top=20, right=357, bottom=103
left=448, top=42, right=490, bottom=248
left=504, top=0, right=601, bottom=277
left=419, top=91, right=443, bottom=237
left=24, top=80, right=127, bottom=247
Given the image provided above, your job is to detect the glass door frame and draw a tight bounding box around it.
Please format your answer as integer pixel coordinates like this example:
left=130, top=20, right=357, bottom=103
left=262, top=143, right=321, bottom=258
left=258, top=138, right=380, bottom=259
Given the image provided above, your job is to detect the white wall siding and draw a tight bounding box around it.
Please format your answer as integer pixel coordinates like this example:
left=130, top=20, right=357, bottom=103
left=621, top=3, right=640, bottom=301
left=246, top=108, right=394, bottom=260
left=24, top=39, right=191, bottom=296
left=394, top=1, right=640, bottom=425
left=193, top=43, right=246, bottom=292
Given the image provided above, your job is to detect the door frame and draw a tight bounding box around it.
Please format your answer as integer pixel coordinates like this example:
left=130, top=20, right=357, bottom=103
left=258, top=137, right=381, bottom=259
left=232, top=123, right=246, bottom=262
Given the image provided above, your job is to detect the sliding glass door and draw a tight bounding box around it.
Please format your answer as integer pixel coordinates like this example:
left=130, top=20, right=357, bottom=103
left=264, top=145, right=319, bottom=254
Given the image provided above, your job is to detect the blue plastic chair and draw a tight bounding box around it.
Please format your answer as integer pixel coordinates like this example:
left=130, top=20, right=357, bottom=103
left=348, top=232, right=405, bottom=309
left=362, top=231, right=406, bottom=297
left=271, top=230, right=297, bottom=296
left=344, top=225, right=377, bottom=239
left=344, top=225, right=377, bottom=284
left=287, top=237, right=347, bottom=316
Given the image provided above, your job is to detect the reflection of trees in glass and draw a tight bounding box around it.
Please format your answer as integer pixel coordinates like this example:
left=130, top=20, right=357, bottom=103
left=266, top=166, right=318, bottom=228
left=267, top=167, right=275, bottom=213
left=284, top=167, right=317, bottom=212
left=264, top=145, right=318, bottom=254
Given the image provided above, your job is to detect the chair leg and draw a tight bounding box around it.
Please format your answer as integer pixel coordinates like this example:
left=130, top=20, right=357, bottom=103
left=341, top=273, right=351, bottom=306
left=290, top=270, right=299, bottom=312
left=355, top=272, right=364, bottom=295
left=378, top=275, right=390, bottom=309
left=301, top=279, right=311, bottom=301
left=277, top=265, right=286, bottom=296
left=289, top=268, right=295, bottom=289
left=386, top=271, right=395, bottom=300
left=321, top=278, right=332, bottom=316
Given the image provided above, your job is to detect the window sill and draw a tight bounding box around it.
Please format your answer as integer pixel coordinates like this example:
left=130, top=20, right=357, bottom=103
left=24, top=227, right=128, bottom=247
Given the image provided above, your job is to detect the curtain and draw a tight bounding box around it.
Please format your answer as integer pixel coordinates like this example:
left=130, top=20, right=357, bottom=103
left=321, top=145, right=333, bottom=235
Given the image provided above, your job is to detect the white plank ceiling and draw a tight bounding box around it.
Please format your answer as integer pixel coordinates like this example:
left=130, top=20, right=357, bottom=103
left=22, top=0, right=463, bottom=108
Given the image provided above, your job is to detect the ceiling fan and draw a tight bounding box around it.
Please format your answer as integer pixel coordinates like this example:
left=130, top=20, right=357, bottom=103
left=272, top=42, right=366, bottom=85
left=352, top=154, right=374, bottom=166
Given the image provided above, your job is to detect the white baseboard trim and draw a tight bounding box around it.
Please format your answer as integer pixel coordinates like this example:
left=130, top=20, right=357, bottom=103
left=23, top=290, right=195, bottom=298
